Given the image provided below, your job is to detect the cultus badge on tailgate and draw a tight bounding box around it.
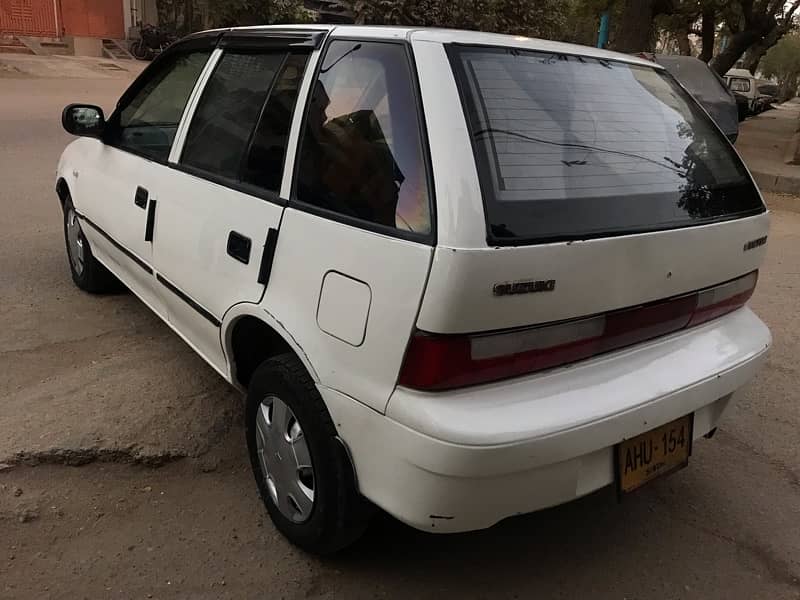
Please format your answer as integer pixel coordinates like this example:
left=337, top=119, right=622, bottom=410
left=743, top=236, right=767, bottom=252
left=493, top=279, right=556, bottom=296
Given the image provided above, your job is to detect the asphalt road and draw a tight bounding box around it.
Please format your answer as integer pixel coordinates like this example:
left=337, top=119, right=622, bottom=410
left=1, top=69, right=799, bottom=600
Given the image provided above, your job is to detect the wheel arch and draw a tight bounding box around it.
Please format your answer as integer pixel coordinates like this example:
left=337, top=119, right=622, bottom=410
left=55, top=177, right=71, bottom=210
left=221, top=303, right=319, bottom=390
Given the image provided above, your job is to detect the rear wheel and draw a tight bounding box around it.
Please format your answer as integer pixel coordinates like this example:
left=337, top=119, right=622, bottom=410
left=245, top=354, right=371, bottom=554
left=63, top=196, right=120, bottom=293
left=130, top=39, right=148, bottom=60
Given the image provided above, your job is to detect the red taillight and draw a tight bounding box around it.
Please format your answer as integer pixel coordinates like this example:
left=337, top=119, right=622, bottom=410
left=688, top=271, right=758, bottom=326
left=398, top=271, right=758, bottom=391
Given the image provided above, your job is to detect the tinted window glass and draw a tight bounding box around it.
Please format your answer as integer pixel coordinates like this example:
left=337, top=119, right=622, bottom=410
left=181, top=52, right=285, bottom=179
left=114, top=51, right=210, bottom=161
left=729, top=77, right=751, bottom=92
left=758, top=83, right=777, bottom=96
left=241, top=53, right=308, bottom=193
left=450, top=47, right=763, bottom=244
left=295, top=41, right=431, bottom=235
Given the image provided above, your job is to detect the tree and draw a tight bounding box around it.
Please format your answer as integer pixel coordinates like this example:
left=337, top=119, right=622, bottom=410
left=608, top=0, right=657, bottom=53
left=561, top=0, right=607, bottom=46
left=742, top=2, right=800, bottom=74
left=341, top=0, right=799, bottom=77
left=208, top=0, right=310, bottom=27
left=697, top=5, right=717, bottom=62
left=184, top=0, right=194, bottom=33
left=347, top=0, right=570, bottom=40
left=710, top=0, right=800, bottom=76
left=760, top=33, right=800, bottom=100
left=612, top=0, right=726, bottom=62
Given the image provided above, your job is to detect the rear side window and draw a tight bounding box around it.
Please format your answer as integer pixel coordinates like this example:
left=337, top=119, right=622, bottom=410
left=449, top=46, right=764, bottom=245
left=181, top=52, right=285, bottom=181
left=241, top=53, right=308, bottom=193
left=294, top=41, right=432, bottom=236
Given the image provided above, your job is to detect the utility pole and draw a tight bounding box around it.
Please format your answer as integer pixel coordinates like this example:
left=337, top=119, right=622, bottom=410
left=597, top=10, right=610, bottom=48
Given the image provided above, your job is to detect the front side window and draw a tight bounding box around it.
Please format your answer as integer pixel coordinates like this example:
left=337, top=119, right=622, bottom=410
left=729, top=77, right=751, bottom=92
left=110, top=51, right=210, bottom=161
left=294, top=41, right=432, bottom=236
left=449, top=46, right=763, bottom=244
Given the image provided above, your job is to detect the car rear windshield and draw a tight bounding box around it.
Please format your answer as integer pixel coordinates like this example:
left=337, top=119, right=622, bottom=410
left=448, top=46, right=764, bottom=245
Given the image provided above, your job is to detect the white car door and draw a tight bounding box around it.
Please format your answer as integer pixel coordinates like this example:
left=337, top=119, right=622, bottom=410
left=263, top=39, right=435, bottom=413
left=76, top=47, right=212, bottom=315
left=145, top=36, right=318, bottom=373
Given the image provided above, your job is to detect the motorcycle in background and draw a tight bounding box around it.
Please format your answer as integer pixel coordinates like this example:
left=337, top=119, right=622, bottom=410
left=129, top=24, right=177, bottom=60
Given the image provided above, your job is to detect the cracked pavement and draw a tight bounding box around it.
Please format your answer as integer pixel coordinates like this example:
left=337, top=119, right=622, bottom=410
left=0, top=69, right=799, bottom=599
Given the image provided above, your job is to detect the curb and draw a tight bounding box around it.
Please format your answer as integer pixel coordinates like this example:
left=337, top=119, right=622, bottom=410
left=752, top=170, right=800, bottom=195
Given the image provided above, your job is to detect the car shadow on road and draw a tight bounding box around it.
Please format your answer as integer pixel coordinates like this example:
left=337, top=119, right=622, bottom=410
left=353, top=484, right=623, bottom=559
left=310, top=467, right=780, bottom=599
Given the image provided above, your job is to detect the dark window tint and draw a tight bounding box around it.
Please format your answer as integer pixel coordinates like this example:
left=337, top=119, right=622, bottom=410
left=729, top=77, right=751, bottom=92
left=758, top=83, right=777, bottom=96
left=450, top=47, right=764, bottom=245
left=241, top=53, right=308, bottom=193
left=113, top=51, right=210, bottom=161
left=181, top=52, right=285, bottom=180
left=295, top=41, right=431, bottom=235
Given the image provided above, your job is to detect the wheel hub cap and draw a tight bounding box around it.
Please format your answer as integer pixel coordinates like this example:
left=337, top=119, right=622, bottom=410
left=66, top=207, right=85, bottom=276
left=255, top=396, right=315, bottom=523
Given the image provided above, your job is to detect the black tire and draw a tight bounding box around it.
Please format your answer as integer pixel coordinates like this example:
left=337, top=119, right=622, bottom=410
left=63, top=196, right=121, bottom=293
left=245, top=353, right=371, bottom=554
left=130, top=40, right=148, bottom=60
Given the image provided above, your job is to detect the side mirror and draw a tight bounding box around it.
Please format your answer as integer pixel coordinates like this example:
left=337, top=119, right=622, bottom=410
left=62, top=104, right=105, bottom=138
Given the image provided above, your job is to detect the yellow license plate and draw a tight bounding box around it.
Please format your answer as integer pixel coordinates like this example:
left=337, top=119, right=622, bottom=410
left=617, top=414, right=693, bottom=494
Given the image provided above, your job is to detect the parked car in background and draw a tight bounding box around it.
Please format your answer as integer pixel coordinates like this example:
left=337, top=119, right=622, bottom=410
left=725, top=68, right=777, bottom=116
left=732, top=91, right=751, bottom=121
left=57, top=26, right=771, bottom=553
left=757, top=81, right=779, bottom=111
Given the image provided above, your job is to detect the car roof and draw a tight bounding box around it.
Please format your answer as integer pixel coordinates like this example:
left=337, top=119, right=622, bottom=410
left=193, top=24, right=662, bottom=70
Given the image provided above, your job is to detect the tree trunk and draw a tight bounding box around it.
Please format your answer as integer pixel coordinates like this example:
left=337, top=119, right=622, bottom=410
left=744, top=42, right=768, bottom=74
left=676, top=32, right=691, bottom=55
left=710, top=29, right=763, bottom=75
left=698, top=8, right=716, bottom=62
left=744, top=16, right=795, bottom=74
left=710, top=0, right=800, bottom=75
left=778, top=75, right=798, bottom=103
left=184, top=0, right=194, bottom=34
left=610, top=0, right=657, bottom=53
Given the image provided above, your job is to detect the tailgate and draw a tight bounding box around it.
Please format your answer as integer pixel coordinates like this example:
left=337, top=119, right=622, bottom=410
left=417, top=212, right=768, bottom=334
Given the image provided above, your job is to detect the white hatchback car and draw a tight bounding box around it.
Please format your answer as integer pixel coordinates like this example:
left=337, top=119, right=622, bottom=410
left=57, top=25, right=771, bottom=553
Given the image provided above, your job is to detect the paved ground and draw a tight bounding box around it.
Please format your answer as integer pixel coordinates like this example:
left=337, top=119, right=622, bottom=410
left=1, top=63, right=799, bottom=600
left=0, top=54, right=146, bottom=80
left=737, top=101, right=800, bottom=195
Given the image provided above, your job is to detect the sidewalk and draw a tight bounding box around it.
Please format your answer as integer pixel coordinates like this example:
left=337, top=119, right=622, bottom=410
left=736, top=100, right=800, bottom=195
left=0, top=52, right=145, bottom=79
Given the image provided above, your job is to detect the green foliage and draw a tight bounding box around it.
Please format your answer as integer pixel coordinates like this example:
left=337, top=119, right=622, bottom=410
left=760, top=33, right=800, bottom=100
left=559, top=0, right=607, bottom=46
left=208, top=0, right=311, bottom=27
left=761, top=34, right=800, bottom=79
left=347, top=0, right=571, bottom=40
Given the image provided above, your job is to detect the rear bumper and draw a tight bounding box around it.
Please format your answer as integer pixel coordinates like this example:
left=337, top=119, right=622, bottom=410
left=322, top=307, right=770, bottom=533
